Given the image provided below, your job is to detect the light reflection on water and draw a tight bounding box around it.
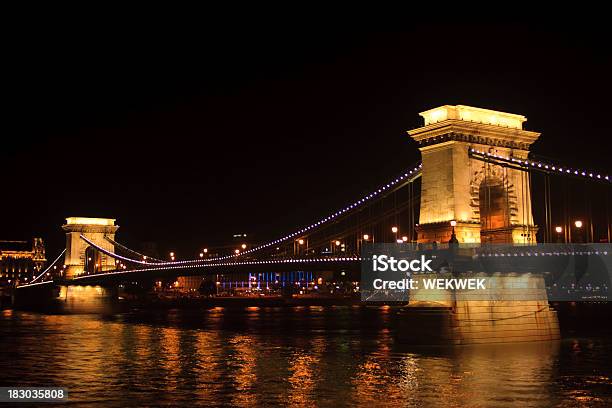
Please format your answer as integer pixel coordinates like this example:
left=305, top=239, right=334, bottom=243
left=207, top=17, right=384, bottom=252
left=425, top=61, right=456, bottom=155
left=1, top=307, right=611, bottom=407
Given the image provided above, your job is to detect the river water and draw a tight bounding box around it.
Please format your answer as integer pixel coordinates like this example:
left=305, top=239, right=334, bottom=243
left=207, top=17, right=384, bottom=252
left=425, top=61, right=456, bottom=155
left=1, top=306, right=611, bottom=407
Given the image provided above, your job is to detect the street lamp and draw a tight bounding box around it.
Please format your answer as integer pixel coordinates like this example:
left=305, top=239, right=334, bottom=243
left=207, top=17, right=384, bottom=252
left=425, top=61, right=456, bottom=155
left=555, top=226, right=563, bottom=243
left=358, top=234, right=371, bottom=254
left=333, top=240, right=341, bottom=254
left=295, top=238, right=306, bottom=256
left=572, top=220, right=584, bottom=243
left=391, top=226, right=398, bottom=242
left=241, top=243, right=247, bottom=249
left=402, top=236, right=408, bottom=242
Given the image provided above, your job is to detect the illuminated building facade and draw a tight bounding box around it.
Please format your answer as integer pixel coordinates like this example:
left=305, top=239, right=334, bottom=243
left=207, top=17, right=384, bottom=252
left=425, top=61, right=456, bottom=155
left=0, top=238, right=46, bottom=285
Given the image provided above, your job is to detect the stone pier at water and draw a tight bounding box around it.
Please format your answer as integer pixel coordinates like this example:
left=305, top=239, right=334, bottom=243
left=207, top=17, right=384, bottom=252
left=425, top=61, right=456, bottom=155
left=398, top=105, right=560, bottom=344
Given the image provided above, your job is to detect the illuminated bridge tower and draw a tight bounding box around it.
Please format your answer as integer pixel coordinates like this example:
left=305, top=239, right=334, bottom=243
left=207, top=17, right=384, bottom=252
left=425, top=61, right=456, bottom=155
left=62, top=217, right=119, bottom=279
left=408, top=105, right=540, bottom=244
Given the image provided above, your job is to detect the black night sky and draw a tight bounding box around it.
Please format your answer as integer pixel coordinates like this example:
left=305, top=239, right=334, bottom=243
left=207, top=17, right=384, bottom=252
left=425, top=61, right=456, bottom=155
left=3, top=18, right=611, bottom=257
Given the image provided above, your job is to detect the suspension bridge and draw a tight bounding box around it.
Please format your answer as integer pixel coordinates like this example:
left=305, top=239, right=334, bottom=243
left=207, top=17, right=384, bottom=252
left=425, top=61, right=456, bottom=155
left=16, top=105, right=611, bottom=293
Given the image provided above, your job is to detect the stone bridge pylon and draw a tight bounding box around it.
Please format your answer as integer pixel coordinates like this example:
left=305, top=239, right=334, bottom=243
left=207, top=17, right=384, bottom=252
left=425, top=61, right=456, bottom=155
left=408, top=105, right=540, bottom=244
left=62, top=217, right=118, bottom=279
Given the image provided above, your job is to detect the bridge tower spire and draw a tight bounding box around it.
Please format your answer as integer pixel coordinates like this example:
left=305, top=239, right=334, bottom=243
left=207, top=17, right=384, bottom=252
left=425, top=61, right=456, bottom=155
left=408, top=105, right=540, bottom=244
left=62, top=217, right=119, bottom=279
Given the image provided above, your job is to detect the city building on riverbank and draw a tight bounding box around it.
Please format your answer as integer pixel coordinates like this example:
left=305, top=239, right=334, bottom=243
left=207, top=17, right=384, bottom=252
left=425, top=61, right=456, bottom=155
left=0, top=238, right=46, bottom=286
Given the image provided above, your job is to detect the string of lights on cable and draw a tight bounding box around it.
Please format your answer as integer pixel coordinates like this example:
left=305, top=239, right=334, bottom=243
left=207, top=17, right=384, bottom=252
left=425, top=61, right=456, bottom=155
left=104, top=162, right=423, bottom=266
left=18, top=249, right=66, bottom=286
left=104, top=236, right=164, bottom=263
left=470, top=149, right=610, bottom=182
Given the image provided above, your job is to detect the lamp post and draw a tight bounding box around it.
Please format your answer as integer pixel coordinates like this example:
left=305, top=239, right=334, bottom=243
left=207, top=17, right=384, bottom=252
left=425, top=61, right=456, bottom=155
left=555, top=226, right=563, bottom=243
left=391, top=226, right=398, bottom=242
left=333, top=240, right=341, bottom=255
left=573, top=220, right=583, bottom=243
left=295, top=238, right=305, bottom=256
left=357, top=234, right=370, bottom=254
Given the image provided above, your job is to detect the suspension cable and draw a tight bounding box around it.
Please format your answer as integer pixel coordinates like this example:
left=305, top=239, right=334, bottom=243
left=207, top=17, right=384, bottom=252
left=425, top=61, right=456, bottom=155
left=80, top=170, right=423, bottom=268
left=469, top=149, right=611, bottom=184
left=27, top=249, right=66, bottom=284
left=104, top=236, right=164, bottom=263
left=80, top=235, right=146, bottom=265
left=106, top=163, right=422, bottom=266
